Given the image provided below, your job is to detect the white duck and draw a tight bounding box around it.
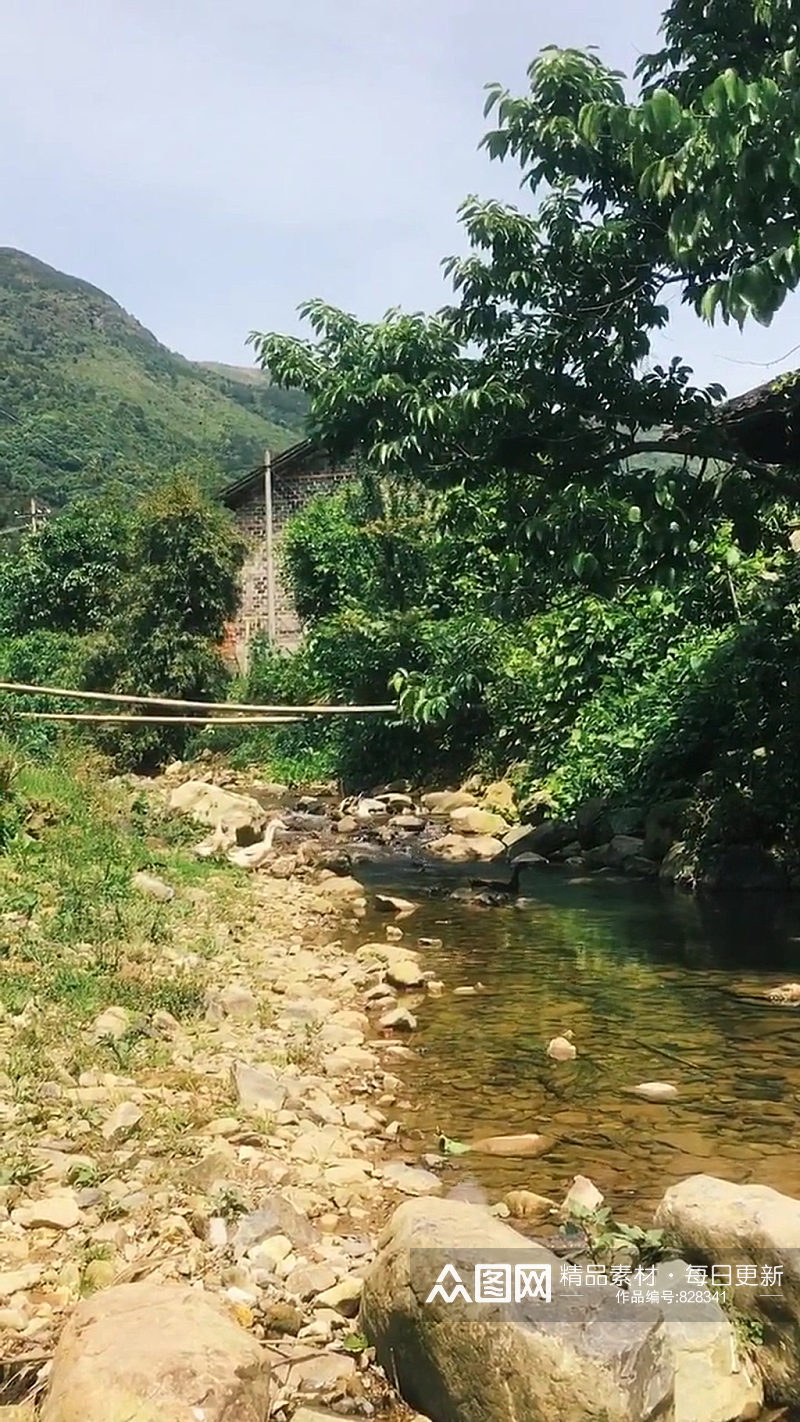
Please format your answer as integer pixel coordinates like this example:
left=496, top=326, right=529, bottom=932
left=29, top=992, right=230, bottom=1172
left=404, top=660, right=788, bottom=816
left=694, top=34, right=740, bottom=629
left=227, top=817, right=287, bottom=870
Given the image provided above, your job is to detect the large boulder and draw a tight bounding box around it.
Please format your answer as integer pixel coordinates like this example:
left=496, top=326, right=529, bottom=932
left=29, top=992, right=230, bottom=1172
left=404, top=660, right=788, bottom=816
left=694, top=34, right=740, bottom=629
left=449, top=806, right=509, bottom=836
left=504, top=819, right=576, bottom=860
left=425, top=833, right=505, bottom=863
left=481, top=780, right=518, bottom=819
left=169, top=780, right=265, bottom=843
left=365, top=1197, right=741, bottom=1422
left=576, top=797, right=613, bottom=849
left=656, top=1174, right=800, bottom=1404
left=421, top=791, right=478, bottom=814
left=644, top=800, right=690, bottom=862
left=698, top=845, right=788, bottom=892
left=40, top=1280, right=271, bottom=1421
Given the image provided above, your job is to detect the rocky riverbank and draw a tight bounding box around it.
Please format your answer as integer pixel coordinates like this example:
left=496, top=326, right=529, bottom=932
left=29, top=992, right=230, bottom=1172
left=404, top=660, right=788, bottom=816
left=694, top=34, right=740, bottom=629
left=0, top=763, right=443, bottom=1419
left=3, top=757, right=799, bottom=1420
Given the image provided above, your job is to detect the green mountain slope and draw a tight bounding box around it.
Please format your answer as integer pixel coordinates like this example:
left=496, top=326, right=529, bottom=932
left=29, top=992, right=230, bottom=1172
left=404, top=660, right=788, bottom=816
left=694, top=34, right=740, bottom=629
left=0, top=249, right=307, bottom=518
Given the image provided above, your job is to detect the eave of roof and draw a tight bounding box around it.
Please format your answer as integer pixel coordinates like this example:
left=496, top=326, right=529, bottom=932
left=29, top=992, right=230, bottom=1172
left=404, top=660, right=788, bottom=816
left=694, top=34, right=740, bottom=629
left=219, top=438, right=317, bottom=507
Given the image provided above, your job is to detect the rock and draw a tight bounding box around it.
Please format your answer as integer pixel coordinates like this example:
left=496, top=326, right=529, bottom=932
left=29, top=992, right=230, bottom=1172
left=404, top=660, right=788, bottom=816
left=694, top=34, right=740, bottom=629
left=385, top=924, right=404, bottom=941
left=644, top=800, right=690, bottom=862
left=449, top=806, right=510, bottom=836
left=207, top=984, right=259, bottom=1022
left=655, top=1174, right=800, bottom=1405
left=270, top=854, right=297, bottom=878
left=385, top=958, right=426, bottom=990
left=504, top=1190, right=555, bottom=1222
left=629, top=1081, right=679, bottom=1102
left=660, top=840, right=695, bottom=889
left=606, top=834, right=647, bottom=868
left=266, top=1347, right=356, bottom=1393
left=652, top=1260, right=763, bottom=1422
left=248, top=1233, right=293, bottom=1269
left=324, top=1045, right=378, bottom=1076
left=335, top=815, right=358, bottom=834
left=262, top=1301, right=304, bottom=1336
left=131, top=871, right=174, bottom=902
left=100, top=1101, right=142, bottom=1142
left=317, top=875, right=365, bottom=900
left=232, top=1061, right=287, bottom=1115
left=382, top=1163, right=444, bottom=1196
left=285, top=1263, right=338, bottom=1300
left=13, top=1191, right=81, bottom=1231
left=379, top=1006, right=417, bottom=1031
left=361, top=1197, right=672, bottom=1422
left=470, top=1133, right=552, bottom=1158
left=504, top=819, right=576, bottom=859
left=575, top=797, right=612, bottom=849
left=481, top=779, right=517, bottom=818
left=561, top=1174, right=604, bottom=1215
left=40, top=1280, right=270, bottom=1422
left=375, top=894, right=416, bottom=914
left=314, top=1274, right=363, bottom=1317
left=421, top=791, right=478, bottom=813
left=546, top=1033, right=576, bottom=1061
left=390, top=813, right=426, bottom=831
left=233, top=1195, right=315, bottom=1254
left=0, top=1265, right=42, bottom=1298
left=169, top=779, right=266, bottom=839
left=426, top=833, right=505, bottom=863
left=699, top=844, right=788, bottom=892
left=91, top=1006, right=130, bottom=1041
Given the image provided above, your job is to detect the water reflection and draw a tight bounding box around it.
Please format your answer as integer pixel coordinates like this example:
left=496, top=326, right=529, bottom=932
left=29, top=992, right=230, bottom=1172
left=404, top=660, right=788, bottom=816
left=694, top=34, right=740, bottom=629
left=355, top=867, right=800, bottom=1221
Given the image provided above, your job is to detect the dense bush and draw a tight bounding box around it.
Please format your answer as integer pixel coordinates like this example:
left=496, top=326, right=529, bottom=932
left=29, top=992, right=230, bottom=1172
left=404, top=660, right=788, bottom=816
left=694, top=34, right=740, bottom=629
left=0, top=480, right=244, bottom=770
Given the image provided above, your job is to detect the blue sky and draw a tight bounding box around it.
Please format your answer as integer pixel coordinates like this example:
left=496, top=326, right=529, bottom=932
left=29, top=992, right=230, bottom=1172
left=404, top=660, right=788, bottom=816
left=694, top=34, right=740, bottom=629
left=4, top=0, right=798, bottom=396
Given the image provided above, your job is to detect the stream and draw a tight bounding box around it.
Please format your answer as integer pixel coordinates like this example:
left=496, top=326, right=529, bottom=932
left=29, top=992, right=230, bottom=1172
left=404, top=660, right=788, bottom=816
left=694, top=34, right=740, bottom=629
left=353, top=862, right=800, bottom=1222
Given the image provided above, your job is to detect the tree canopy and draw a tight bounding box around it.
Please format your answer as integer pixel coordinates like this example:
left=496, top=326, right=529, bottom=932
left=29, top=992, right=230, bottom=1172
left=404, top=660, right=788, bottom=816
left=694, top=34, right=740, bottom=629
left=249, top=0, right=800, bottom=600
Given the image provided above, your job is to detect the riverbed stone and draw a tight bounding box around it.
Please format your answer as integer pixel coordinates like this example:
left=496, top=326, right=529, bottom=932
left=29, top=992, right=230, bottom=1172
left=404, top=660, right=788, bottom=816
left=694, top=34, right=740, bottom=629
left=131, top=870, right=175, bottom=902
left=169, top=779, right=266, bottom=839
left=13, top=1190, right=81, bottom=1231
left=421, top=791, right=478, bottom=813
left=652, top=1261, right=762, bottom=1422
left=233, top=1194, right=315, bottom=1254
left=385, top=957, right=426, bottom=990
left=426, top=833, right=505, bottom=863
left=449, top=806, right=509, bottom=836
left=505, top=819, right=576, bottom=859
left=232, top=1061, right=287, bottom=1115
left=91, top=1006, right=131, bottom=1041
left=100, top=1101, right=142, bottom=1142
left=40, top=1280, right=271, bottom=1422
left=360, top=1197, right=672, bottom=1422
left=382, top=1163, right=443, bottom=1196
left=655, top=1174, right=800, bottom=1405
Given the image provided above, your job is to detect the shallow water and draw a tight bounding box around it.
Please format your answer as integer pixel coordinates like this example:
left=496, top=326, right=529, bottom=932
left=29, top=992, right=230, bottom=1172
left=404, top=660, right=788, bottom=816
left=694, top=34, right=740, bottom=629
left=355, top=865, right=800, bottom=1222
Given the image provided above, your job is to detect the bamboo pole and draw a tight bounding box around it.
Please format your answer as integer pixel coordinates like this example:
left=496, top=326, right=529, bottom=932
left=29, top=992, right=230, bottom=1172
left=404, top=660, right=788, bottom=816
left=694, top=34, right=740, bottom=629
left=264, top=447, right=277, bottom=646
left=9, top=712, right=303, bottom=726
left=0, top=681, right=397, bottom=715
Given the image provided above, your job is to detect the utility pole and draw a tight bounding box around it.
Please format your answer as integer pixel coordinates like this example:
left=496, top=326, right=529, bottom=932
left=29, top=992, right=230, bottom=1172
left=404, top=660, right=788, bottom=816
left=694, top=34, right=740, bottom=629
left=264, top=449, right=276, bottom=645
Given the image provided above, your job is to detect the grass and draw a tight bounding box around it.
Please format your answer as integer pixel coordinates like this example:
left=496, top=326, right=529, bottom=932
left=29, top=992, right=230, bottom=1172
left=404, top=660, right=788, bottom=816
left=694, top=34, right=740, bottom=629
left=0, top=737, right=212, bottom=1067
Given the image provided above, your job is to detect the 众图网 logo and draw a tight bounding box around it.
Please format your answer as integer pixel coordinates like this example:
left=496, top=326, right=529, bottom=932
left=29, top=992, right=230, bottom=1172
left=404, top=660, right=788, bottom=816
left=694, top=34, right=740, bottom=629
left=425, top=1263, right=552, bottom=1305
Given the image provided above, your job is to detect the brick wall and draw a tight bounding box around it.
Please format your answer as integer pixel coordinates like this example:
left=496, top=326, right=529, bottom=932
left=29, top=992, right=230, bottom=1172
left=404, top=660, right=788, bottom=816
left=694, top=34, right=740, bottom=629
left=225, top=451, right=356, bottom=670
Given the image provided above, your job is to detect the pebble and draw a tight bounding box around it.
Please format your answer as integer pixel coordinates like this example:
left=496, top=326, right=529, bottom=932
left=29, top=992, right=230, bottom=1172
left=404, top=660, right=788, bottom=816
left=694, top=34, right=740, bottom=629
left=101, top=1101, right=142, bottom=1142
left=379, top=1006, right=417, bottom=1032
left=13, top=1192, right=81, bottom=1230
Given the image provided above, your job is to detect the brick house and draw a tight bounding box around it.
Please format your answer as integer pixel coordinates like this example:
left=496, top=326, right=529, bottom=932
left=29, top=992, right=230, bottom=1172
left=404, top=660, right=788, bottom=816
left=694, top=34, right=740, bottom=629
left=219, top=439, right=356, bottom=669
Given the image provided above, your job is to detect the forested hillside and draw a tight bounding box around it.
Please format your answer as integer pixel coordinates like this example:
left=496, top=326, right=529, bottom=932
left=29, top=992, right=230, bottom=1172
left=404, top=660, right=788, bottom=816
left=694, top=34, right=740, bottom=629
left=0, top=249, right=307, bottom=523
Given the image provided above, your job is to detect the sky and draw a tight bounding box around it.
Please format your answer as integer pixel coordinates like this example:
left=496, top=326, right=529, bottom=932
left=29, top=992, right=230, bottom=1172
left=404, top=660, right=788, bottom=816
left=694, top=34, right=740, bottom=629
left=4, top=0, right=799, bottom=398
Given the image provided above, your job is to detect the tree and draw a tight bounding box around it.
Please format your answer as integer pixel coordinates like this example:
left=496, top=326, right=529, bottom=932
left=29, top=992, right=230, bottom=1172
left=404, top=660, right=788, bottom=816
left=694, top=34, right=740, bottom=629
left=0, top=499, right=131, bottom=636
left=250, top=2, right=799, bottom=600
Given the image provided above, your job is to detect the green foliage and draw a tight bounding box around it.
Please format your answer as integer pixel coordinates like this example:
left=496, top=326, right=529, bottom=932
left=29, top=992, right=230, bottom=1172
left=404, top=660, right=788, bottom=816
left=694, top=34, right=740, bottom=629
left=561, top=1203, right=669, bottom=1268
left=0, top=500, right=131, bottom=634
left=0, top=480, right=245, bottom=770
left=0, top=247, right=306, bottom=515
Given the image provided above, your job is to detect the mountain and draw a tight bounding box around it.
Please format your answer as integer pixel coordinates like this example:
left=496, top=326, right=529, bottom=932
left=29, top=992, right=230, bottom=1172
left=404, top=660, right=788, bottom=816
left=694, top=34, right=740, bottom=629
left=0, top=249, right=307, bottom=519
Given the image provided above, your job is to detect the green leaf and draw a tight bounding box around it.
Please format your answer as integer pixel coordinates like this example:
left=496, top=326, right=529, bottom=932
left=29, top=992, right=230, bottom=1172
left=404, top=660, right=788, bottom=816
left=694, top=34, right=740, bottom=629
left=438, top=1134, right=471, bottom=1156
